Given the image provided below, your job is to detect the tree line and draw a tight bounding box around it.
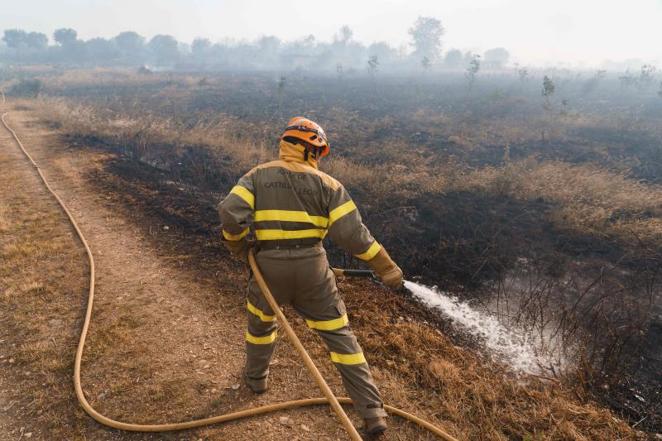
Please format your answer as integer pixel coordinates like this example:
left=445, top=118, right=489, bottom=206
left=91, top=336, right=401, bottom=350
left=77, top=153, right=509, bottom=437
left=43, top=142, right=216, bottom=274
left=0, top=17, right=511, bottom=72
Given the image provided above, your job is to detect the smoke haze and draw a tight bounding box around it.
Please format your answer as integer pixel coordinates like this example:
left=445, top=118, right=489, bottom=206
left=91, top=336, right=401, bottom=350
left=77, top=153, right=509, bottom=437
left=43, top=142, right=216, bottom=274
left=1, top=0, right=661, bottom=67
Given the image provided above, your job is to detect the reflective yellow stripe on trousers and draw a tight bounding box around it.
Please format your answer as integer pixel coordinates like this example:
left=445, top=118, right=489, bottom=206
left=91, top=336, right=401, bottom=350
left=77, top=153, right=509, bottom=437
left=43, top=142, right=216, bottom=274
left=245, top=330, right=277, bottom=345
left=306, top=314, right=349, bottom=331
left=247, top=300, right=276, bottom=322
left=330, top=351, right=366, bottom=365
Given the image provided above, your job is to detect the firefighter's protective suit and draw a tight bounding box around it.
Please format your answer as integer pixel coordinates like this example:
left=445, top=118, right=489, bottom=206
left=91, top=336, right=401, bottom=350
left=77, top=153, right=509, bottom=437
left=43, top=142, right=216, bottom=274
left=218, top=139, right=402, bottom=419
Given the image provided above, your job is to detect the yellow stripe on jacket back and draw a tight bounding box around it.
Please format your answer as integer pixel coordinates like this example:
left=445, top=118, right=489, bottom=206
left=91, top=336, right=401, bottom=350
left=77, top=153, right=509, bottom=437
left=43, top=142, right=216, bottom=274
left=255, top=210, right=329, bottom=228
left=255, top=229, right=327, bottom=241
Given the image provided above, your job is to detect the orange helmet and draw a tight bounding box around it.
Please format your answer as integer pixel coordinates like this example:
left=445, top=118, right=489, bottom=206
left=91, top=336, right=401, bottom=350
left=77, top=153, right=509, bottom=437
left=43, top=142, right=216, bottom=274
left=281, top=117, right=330, bottom=158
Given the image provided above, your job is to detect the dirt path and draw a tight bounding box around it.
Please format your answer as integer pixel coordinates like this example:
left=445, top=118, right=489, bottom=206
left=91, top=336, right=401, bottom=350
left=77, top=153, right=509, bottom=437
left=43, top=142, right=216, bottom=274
left=1, top=104, right=442, bottom=440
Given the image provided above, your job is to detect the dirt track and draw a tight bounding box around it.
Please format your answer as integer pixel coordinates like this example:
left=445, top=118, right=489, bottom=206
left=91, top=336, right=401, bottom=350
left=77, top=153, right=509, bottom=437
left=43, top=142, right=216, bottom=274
left=0, top=104, right=424, bottom=440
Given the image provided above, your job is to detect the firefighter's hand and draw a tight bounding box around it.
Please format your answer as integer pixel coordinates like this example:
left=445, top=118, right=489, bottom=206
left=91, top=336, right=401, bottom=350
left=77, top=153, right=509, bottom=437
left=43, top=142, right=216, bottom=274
left=377, top=264, right=404, bottom=290
left=367, top=247, right=403, bottom=290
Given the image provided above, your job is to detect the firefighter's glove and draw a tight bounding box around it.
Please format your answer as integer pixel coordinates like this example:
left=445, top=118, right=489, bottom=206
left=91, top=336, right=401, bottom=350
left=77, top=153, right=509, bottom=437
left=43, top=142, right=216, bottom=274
left=368, top=248, right=404, bottom=289
left=223, top=239, right=249, bottom=262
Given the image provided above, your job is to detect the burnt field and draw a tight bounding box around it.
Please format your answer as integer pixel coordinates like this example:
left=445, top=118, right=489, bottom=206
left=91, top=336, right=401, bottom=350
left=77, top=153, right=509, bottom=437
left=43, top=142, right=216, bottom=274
left=7, top=68, right=662, bottom=433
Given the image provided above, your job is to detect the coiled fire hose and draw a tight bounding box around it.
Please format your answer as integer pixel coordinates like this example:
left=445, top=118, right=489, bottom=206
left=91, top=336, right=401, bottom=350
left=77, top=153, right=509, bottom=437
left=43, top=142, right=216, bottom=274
left=1, top=99, right=459, bottom=441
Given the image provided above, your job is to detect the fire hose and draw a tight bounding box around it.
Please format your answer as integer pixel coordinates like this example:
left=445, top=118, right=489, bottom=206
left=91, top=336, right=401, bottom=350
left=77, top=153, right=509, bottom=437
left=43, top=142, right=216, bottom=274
left=1, top=99, right=459, bottom=440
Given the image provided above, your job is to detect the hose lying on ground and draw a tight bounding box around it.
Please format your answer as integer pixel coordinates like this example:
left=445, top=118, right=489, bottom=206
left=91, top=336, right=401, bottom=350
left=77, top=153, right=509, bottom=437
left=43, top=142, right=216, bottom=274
left=1, top=101, right=460, bottom=441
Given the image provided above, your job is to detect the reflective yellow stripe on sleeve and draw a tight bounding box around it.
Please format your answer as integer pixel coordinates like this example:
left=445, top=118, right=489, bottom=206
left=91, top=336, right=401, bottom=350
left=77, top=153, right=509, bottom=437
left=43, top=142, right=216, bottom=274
left=328, top=200, right=357, bottom=226
left=255, top=229, right=327, bottom=241
left=247, top=300, right=276, bottom=322
left=330, top=351, right=366, bottom=365
left=222, top=227, right=249, bottom=241
left=255, top=210, right=329, bottom=228
left=245, top=330, right=277, bottom=345
left=355, top=241, right=382, bottom=261
left=230, top=185, right=255, bottom=209
left=306, top=314, right=349, bottom=331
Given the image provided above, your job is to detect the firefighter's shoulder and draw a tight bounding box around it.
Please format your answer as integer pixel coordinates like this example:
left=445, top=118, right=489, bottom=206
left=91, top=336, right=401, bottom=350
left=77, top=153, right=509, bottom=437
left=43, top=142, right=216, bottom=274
left=248, top=160, right=342, bottom=191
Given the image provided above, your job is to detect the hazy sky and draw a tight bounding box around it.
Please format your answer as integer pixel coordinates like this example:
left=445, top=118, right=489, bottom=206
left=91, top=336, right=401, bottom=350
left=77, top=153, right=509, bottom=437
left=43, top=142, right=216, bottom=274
left=2, top=0, right=661, bottom=67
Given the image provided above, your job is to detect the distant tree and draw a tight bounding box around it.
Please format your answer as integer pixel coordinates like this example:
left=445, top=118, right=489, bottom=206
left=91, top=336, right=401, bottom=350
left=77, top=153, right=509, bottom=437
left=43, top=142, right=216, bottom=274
left=618, top=70, right=636, bottom=88
left=191, top=38, right=212, bottom=62
left=542, top=75, right=555, bottom=108
left=639, top=64, right=657, bottom=88
left=85, top=38, right=117, bottom=61
left=258, top=36, right=280, bottom=52
left=53, top=28, right=88, bottom=62
left=483, top=47, right=510, bottom=69
left=113, top=31, right=145, bottom=61
left=465, top=54, right=480, bottom=88
left=53, top=28, right=77, bottom=47
left=283, top=34, right=316, bottom=61
left=409, top=16, right=444, bottom=62
left=148, top=34, right=179, bottom=65
left=368, top=55, right=379, bottom=74
left=256, top=35, right=281, bottom=66
left=336, top=62, right=344, bottom=79
left=367, top=42, right=398, bottom=65
left=1, top=29, right=46, bottom=61
left=658, top=81, right=662, bottom=98
left=25, top=32, right=48, bottom=50
left=192, top=38, right=211, bottom=53
left=581, top=69, right=606, bottom=94
left=444, top=49, right=463, bottom=68
left=2, top=29, right=28, bottom=49
left=421, top=56, right=431, bottom=71
left=329, top=26, right=366, bottom=70
left=518, top=67, right=528, bottom=82
left=335, top=25, right=353, bottom=45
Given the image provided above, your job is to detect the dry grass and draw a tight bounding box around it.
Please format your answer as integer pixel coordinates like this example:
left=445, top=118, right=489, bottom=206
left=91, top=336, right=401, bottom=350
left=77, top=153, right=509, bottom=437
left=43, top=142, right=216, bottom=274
left=0, top=202, right=10, bottom=233
left=0, top=169, right=87, bottom=438
left=344, top=281, right=640, bottom=440
left=36, top=96, right=662, bottom=249
left=459, top=160, right=662, bottom=245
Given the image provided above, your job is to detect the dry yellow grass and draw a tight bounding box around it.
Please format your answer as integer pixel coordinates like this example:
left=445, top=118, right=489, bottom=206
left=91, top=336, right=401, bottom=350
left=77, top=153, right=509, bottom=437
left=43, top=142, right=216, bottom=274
left=35, top=96, right=662, bottom=250
left=0, top=169, right=87, bottom=438
left=460, top=160, right=662, bottom=245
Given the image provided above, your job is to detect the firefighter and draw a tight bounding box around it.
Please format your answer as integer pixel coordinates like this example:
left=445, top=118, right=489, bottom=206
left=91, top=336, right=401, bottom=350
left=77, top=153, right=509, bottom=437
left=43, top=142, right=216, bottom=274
left=218, top=117, right=403, bottom=436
